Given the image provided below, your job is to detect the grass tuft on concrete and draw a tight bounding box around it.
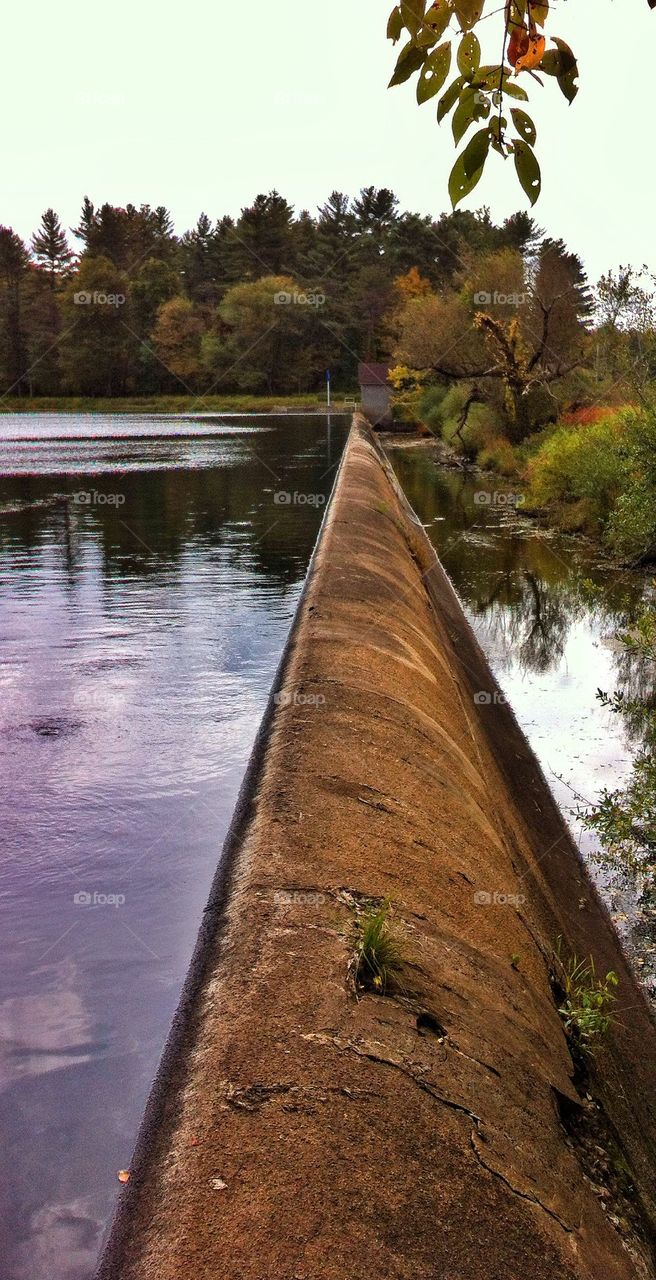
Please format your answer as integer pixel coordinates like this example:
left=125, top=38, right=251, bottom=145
left=353, top=901, right=405, bottom=994
left=554, top=938, right=619, bottom=1057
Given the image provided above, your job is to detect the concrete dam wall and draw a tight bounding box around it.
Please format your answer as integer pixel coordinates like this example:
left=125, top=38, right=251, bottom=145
left=97, top=416, right=656, bottom=1280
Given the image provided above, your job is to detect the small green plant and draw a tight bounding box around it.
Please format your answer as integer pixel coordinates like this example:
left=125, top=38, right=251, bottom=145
left=555, top=940, right=619, bottom=1056
left=510, top=952, right=521, bottom=970
left=354, top=900, right=404, bottom=994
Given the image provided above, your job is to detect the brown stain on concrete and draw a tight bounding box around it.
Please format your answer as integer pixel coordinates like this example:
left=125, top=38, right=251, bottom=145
left=97, top=417, right=656, bottom=1280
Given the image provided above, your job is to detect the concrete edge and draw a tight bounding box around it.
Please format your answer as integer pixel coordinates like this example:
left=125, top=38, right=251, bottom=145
left=94, top=416, right=354, bottom=1275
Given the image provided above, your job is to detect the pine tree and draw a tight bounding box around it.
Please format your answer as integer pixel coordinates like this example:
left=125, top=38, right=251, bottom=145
left=73, top=196, right=96, bottom=248
left=233, top=192, right=295, bottom=278
left=31, top=209, right=73, bottom=284
left=0, top=227, right=29, bottom=392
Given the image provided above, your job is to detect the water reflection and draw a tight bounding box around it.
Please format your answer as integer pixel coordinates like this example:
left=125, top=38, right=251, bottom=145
left=0, top=413, right=349, bottom=1280
left=391, top=447, right=656, bottom=991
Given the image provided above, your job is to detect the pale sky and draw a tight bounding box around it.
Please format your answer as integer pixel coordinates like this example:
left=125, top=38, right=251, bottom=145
left=3, top=0, right=653, bottom=285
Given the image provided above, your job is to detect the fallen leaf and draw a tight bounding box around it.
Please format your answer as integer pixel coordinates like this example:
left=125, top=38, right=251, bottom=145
left=117, top=1170, right=130, bottom=1183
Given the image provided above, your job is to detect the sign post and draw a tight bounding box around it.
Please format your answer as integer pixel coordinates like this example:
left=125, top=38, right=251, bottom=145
left=326, top=369, right=331, bottom=410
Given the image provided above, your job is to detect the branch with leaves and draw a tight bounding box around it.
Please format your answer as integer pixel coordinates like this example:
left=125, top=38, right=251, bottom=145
left=387, top=1, right=645, bottom=206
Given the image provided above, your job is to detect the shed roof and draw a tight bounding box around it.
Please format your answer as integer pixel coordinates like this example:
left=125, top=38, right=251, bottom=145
left=357, top=362, right=391, bottom=388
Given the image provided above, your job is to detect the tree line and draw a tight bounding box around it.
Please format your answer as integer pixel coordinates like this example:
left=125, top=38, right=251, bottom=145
left=0, top=191, right=558, bottom=399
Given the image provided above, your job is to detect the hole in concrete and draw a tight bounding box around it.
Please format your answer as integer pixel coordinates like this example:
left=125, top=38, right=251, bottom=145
left=416, top=1012, right=446, bottom=1039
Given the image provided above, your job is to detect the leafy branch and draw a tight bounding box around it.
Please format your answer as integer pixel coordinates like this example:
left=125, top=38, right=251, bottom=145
left=387, top=0, right=580, bottom=206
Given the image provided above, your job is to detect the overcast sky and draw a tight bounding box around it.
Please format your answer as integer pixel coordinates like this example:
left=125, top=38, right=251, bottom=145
left=3, top=0, right=653, bottom=284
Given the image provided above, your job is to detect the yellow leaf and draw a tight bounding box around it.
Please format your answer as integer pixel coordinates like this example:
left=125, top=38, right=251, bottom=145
left=515, top=34, right=546, bottom=74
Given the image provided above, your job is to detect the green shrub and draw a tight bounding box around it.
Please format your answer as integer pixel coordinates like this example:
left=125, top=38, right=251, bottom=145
left=466, top=402, right=504, bottom=449
left=392, top=393, right=422, bottom=425
left=417, top=383, right=449, bottom=433
left=526, top=413, right=629, bottom=532
left=478, top=437, right=518, bottom=476
left=525, top=405, right=656, bottom=559
left=433, top=384, right=471, bottom=438
left=607, top=409, right=656, bottom=563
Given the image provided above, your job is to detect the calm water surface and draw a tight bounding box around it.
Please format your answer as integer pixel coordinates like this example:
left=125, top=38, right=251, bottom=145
left=391, top=445, right=656, bottom=992
left=0, top=412, right=349, bottom=1280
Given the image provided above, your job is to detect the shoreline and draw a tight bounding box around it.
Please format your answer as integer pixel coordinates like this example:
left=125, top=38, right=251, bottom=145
left=382, top=429, right=656, bottom=570
left=0, top=394, right=357, bottom=416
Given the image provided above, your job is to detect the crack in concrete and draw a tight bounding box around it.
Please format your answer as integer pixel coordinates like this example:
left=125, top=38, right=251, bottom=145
left=302, top=1030, right=576, bottom=1235
left=220, top=1080, right=382, bottom=1113
left=469, top=1131, right=576, bottom=1234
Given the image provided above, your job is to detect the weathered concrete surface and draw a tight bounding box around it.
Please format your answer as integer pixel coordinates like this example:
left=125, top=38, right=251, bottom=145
left=97, top=415, right=656, bottom=1280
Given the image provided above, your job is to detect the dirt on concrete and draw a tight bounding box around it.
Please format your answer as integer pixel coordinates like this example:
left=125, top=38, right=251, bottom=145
left=97, top=415, right=656, bottom=1280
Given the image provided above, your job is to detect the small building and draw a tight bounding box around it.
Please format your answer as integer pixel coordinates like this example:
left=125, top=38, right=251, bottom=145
left=358, top=362, right=392, bottom=428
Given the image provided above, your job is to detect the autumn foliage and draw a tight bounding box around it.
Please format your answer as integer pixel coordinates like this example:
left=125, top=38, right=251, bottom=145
left=387, top=1, right=581, bottom=206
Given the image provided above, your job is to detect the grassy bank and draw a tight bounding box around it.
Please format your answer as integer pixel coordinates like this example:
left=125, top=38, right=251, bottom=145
left=0, top=393, right=358, bottom=415
left=414, top=387, right=656, bottom=565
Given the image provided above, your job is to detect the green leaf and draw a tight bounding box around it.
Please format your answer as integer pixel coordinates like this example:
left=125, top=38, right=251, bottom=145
left=472, top=66, right=529, bottom=99
left=541, top=39, right=579, bottom=103
left=452, top=83, right=487, bottom=144
left=387, top=6, right=404, bottom=42
left=417, top=41, right=452, bottom=104
left=400, top=0, right=426, bottom=37
left=416, top=25, right=439, bottom=48
left=449, top=127, right=491, bottom=207
left=489, top=114, right=507, bottom=153
left=453, top=0, right=485, bottom=31
left=501, top=79, right=530, bottom=101
left=511, top=107, right=536, bottom=146
left=474, top=65, right=506, bottom=90
left=389, top=41, right=426, bottom=87
left=457, top=31, right=481, bottom=77
left=421, top=0, right=452, bottom=42
left=513, top=139, right=542, bottom=205
left=437, top=74, right=465, bottom=122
